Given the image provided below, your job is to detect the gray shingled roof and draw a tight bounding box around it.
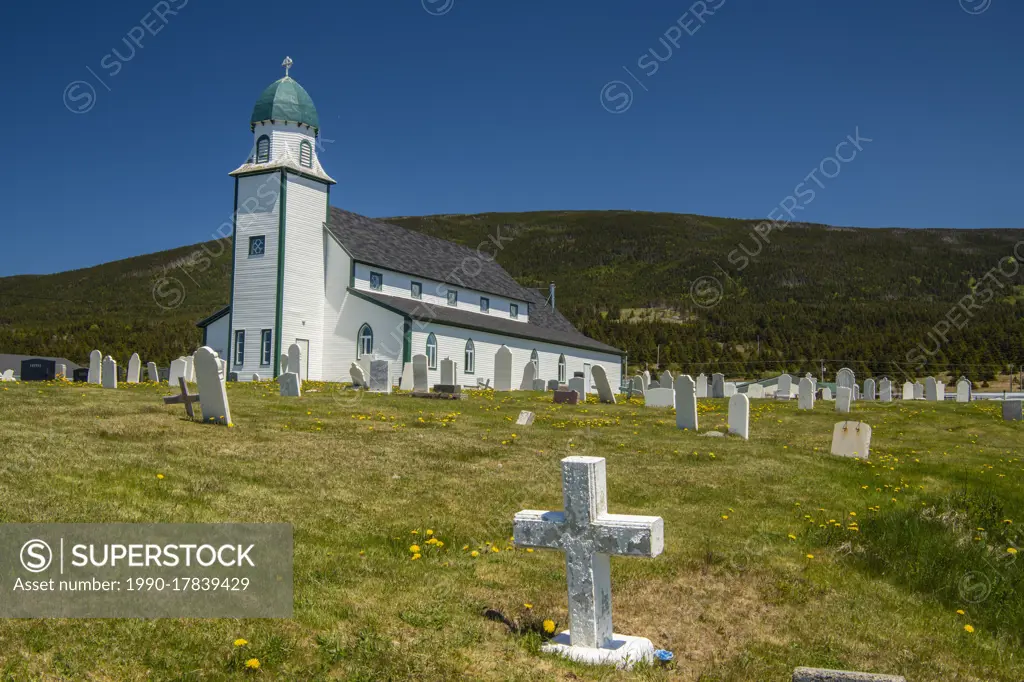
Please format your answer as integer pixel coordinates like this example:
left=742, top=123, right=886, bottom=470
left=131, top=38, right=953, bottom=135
left=349, top=288, right=622, bottom=355
left=326, top=208, right=532, bottom=302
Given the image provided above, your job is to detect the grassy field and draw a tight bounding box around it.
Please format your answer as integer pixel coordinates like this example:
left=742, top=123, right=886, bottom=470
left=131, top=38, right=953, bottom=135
left=1, top=380, right=1022, bottom=681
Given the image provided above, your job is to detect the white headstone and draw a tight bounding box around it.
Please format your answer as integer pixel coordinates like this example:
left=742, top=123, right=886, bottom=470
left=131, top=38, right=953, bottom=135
left=777, top=374, right=792, bottom=397
left=641, top=371, right=651, bottom=391
left=513, top=456, right=663, bottom=667
left=879, top=378, right=892, bottom=402
left=836, top=368, right=855, bottom=391
left=902, top=381, right=914, bottom=400
left=583, top=364, right=592, bottom=396
left=836, top=386, right=852, bottom=414
left=591, top=365, right=616, bottom=404
left=287, top=343, right=303, bottom=383
left=821, top=387, right=832, bottom=401
left=279, top=353, right=288, bottom=374
left=568, top=377, right=586, bottom=402
left=251, top=373, right=261, bottom=382
left=728, top=393, right=749, bottom=440
left=723, top=382, right=737, bottom=397
left=914, top=382, right=924, bottom=400
left=147, top=362, right=159, bottom=382
left=399, top=362, right=414, bottom=391
left=184, top=355, right=195, bottom=383
left=194, top=347, right=232, bottom=424
left=831, top=421, right=872, bottom=459
left=675, top=375, right=697, bottom=431
left=863, top=378, right=875, bottom=401
left=412, top=354, right=429, bottom=392
left=441, top=358, right=458, bottom=386
left=494, top=346, right=513, bottom=392
left=279, top=371, right=301, bottom=397
left=518, top=361, right=537, bottom=391
left=101, top=356, right=117, bottom=389
left=88, top=350, right=102, bottom=384
left=629, top=375, right=644, bottom=397
left=956, top=378, right=971, bottom=403
left=644, top=387, right=675, bottom=408
left=126, top=353, right=141, bottom=384
left=0, top=369, right=14, bottom=382
left=711, top=373, right=725, bottom=398
left=349, top=362, right=366, bottom=388
left=936, top=381, right=945, bottom=400
left=798, top=377, right=815, bottom=410
left=168, top=358, right=186, bottom=386
left=925, top=377, right=937, bottom=402
left=696, top=373, right=708, bottom=398
left=747, top=383, right=764, bottom=399
left=516, top=410, right=535, bottom=426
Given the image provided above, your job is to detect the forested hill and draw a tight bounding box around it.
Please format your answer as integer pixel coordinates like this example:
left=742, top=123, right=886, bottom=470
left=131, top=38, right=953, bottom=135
left=2, top=210, right=1022, bottom=380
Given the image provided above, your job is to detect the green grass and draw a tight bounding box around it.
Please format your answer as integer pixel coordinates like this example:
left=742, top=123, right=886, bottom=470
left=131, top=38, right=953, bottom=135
left=1, top=380, right=1022, bottom=680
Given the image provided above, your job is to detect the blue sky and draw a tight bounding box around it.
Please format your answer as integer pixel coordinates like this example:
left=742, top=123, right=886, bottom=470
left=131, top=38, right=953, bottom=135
left=1, top=0, right=1020, bottom=276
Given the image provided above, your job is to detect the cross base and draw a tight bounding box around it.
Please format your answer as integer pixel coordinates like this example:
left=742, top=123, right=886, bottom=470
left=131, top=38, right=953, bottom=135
left=542, top=631, right=655, bottom=670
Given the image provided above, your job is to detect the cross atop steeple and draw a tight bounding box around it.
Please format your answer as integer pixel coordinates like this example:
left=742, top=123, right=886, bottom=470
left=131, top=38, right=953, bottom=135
left=282, top=56, right=293, bottom=77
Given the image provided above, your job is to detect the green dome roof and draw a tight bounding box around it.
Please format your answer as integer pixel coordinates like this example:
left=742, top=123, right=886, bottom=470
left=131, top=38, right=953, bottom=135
left=250, top=77, right=319, bottom=131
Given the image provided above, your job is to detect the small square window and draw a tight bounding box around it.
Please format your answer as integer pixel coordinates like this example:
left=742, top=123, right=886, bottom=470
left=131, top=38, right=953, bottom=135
left=369, top=272, right=383, bottom=291
left=411, top=281, right=422, bottom=299
left=480, top=297, right=489, bottom=313
left=510, top=303, right=519, bottom=319
left=447, top=290, right=458, bottom=306
left=248, top=236, right=266, bottom=256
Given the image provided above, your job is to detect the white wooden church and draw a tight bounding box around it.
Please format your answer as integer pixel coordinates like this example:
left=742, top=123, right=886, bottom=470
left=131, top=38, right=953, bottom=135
left=198, top=59, right=624, bottom=389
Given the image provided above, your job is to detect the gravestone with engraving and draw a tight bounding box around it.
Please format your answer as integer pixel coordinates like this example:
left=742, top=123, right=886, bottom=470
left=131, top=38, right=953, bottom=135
left=836, top=386, right=852, bottom=413
left=591, top=365, right=616, bottom=404
left=514, top=456, right=663, bottom=668
left=280, top=372, right=301, bottom=397
left=127, top=353, right=141, bottom=384
left=956, top=378, right=971, bottom=403
left=194, top=347, right=231, bottom=424
left=369, top=360, right=390, bottom=393
left=696, top=373, right=708, bottom=398
left=516, top=410, right=535, bottom=426
left=711, top=373, right=725, bottom=399
left=1002, top=400, right=1023, bottom=422
left=88, top=350, right=102, bottom=384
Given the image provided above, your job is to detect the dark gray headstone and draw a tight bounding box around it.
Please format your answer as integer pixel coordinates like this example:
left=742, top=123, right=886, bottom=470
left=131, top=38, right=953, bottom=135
left=369, top=360, right=390, bottom=392
left=227, top=372, right=239, bottom=382
left=792, top=668, right=905, bottom=682
left=546, top=379, right=560, bottom=391
left=432, top=384, right=461, bottom=394
left=1002, top=400, right=1023, bottom=422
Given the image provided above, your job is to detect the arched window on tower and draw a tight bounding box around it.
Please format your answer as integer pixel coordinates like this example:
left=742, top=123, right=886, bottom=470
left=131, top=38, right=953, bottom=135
left=464, top=339, right=475, bottom=374
left=558, top=354, right=566, bottom=383
left=256, top=135, right=271, bottom=163
left=426, top=333, right=438, bottom=370
left=357, top=324, right=373, bottom=359
left=299, top=140, right=312, bottom=168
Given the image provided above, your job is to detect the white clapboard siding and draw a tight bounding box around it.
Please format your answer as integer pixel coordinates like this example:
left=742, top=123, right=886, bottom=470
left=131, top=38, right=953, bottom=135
left=280, top=173, right=329, bottom=380
left=230, top=172, right=282, bottom=377
left=352, top=263, right=530, bottom=324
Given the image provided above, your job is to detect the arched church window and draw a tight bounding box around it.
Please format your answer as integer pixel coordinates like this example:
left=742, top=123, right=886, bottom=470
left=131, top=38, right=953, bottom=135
left=426, top=333, right=438, bottom=370
left=256, top=135, right=270, bottom=164
left=465, top=339, right=475, bottom=374
left=299, top=140, right=312, bottom=168
left=558, top=354, right=566, bottom=383
left=357, top=324, right=373, bottom=359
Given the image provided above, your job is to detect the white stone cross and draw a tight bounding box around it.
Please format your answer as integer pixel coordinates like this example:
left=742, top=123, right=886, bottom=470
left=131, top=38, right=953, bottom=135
left=514, top=456, right=664, bottom=652
left=282, top=56, right=293, bottom=76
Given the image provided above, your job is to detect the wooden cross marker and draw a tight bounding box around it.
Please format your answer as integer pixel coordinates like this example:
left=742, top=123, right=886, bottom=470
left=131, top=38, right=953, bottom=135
left=514, top=456, right=664, bottom=650
left=163, top=377, right=200, bottom=420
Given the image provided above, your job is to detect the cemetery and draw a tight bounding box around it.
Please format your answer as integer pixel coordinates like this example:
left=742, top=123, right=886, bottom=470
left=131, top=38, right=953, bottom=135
left=1, top=365, right=1021, bottom=681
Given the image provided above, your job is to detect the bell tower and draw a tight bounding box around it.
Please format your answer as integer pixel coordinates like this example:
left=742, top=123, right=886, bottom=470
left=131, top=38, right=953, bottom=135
left=227, top=57, right=335, bottom=380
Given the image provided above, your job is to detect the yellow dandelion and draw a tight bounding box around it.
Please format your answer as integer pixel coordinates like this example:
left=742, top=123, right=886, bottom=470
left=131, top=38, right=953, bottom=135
left=409, top=545, right=420, bottom=553
left=964, top=624, right=975, bottom=633
left=471, top=550, right=479, bottom=557
left=543, top=619, right=556, bottom=634
left=156, top=474, right=164, bottom=480
left=956, top=609, right=965, bottom=615
left=1008, top=547, right=1018, bottom=555
left=526, top=548, right=534, bottom=553
left=788, top=534, right=797, bottom=541
left=806, top=554, right=815, bottom=560
left=234, top=639, right=248, bottom=647
left=462, top=544, right=469, bottom=551
left=245, top=658, right=260, bottom=669
left=411, top=553, right=421, bottom=561
left=426, top=529, right=434, bottom=535
left=524, top=603, right=533, bottom=609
